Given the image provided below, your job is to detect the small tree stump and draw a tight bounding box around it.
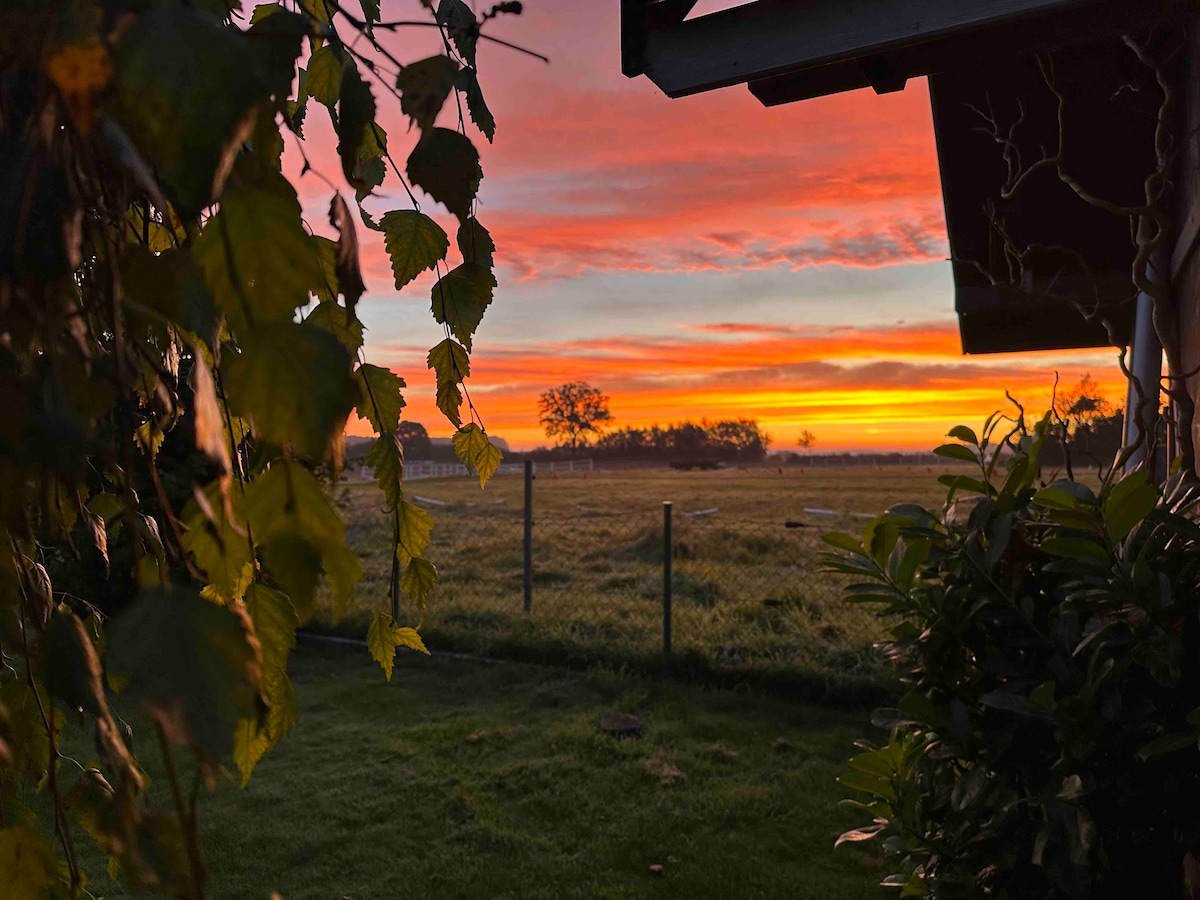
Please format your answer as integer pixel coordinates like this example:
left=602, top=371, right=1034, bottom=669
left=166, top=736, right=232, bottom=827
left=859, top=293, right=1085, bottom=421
left=600, top=713, right=642, bottom=738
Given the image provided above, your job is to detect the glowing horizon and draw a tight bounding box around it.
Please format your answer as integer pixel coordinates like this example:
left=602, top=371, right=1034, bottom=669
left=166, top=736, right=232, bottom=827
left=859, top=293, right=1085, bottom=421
left=295, top=4, right=1126, bottom=455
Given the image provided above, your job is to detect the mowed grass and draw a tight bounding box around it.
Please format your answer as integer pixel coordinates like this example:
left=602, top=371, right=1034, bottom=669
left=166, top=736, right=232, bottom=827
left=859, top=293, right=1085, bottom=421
left=318, top=466, right=973, bottom=695
left=81, top=644, right=886, bottom=899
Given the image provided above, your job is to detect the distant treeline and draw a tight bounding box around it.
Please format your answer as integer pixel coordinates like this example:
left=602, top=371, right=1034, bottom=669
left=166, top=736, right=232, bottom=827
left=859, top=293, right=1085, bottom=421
left=528, top=418, right=771, bottom=463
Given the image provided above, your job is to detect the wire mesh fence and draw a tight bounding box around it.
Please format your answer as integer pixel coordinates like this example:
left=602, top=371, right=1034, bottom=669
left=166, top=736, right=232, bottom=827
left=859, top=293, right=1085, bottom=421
left=332, top=464, right=889, bottom=689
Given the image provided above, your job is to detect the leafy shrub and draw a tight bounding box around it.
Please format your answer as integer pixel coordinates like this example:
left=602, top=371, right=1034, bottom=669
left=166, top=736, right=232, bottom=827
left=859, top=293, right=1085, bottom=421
left=824, top=412, right=1200, bottom=898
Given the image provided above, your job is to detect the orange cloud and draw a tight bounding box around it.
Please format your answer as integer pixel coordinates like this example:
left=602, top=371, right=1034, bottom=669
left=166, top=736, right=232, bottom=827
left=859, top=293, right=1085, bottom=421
left=351, top=322, right=1126, bottom=452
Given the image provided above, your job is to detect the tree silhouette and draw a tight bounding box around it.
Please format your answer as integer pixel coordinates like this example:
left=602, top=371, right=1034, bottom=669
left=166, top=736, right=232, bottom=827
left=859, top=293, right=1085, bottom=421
left=538, top=382, right=613, bottom=454
left=797, top=430, right=818, bottom=454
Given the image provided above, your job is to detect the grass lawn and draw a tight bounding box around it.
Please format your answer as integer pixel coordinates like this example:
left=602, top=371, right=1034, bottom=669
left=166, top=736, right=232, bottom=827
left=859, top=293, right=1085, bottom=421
left=84, top=643, right=886, bottom=899
left=316, top=466, right=989, bottom=693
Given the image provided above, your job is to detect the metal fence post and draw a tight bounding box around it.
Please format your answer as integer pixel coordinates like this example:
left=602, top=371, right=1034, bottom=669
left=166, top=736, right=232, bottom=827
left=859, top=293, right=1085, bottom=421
left=523, top=460, right=533, bottom=613
left=663, top=500, right=672, bottom=670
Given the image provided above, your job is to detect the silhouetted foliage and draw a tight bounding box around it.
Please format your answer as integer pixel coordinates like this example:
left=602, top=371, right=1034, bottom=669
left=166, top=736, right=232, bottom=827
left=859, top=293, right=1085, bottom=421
left=590, top=418, right=771, bottom=463
left=537, top=382, right=613, bottom=453
left=825, top=411, right=1200, bottom=898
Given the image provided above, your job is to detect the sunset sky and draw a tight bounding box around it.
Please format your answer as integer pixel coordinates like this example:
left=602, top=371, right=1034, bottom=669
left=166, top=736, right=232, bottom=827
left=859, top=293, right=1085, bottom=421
left=294, top=2, right=1125, bottom=451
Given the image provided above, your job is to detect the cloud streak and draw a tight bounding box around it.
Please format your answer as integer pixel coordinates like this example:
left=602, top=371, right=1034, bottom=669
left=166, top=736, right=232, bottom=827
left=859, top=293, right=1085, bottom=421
left=352, top=322, right=1125, bottom=451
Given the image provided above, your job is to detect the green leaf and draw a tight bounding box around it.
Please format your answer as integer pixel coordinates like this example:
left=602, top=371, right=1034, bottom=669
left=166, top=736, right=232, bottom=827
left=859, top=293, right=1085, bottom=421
left=1, top=679, right=59, bottom=778
left=396, top=55, right=459, bottom=131
left=193, top=171, right=321, bottom=331
left=431, top=262, right=496, bottom=350
left=1041, top=536, right=1111, bottom=564
left=243, top=462, right=362, bottom=619
left=244, top=461, right=349, bottom=549
left=232, top=718, right=272, bottom=788
left=938, top=474, right=990, bottom=496
left=457, top=67, right=495, bottom=143
left=368, top=612, right=431, bottom=681
left=182, top=481, right=254, bottom=605
left=393, top=626, right=429, bottom=655
left=234, top=584, right=299, bottom=783
left=452, top=423, right=503, bottom=487
left=821, top=532, right=864, bottom=554
left=337, top=64, right=376, bottom=191
left=41, top=608, right=106, bottom=717
left=407, top=127, right=483, bottom=222
left=427, top=338, right=471, bottom=426
left=310, top=235, right=339, bottom=302
left=106, top=587, right=262, bottom=761
left=121, top=247, right=218, bottom=350
left=305, top=300, right=364, bottom=353
left=225, top=321, right=357, bottom=460
left=1103, top=469, right=1158, bottom=542
left=367, top=611, right=398, bottom=679
left=380, top=210, right=449, bottom=289
left=358, top=0, right=380, bottom=26
left=243, top=583, right=298, bottom=678
left=1136, top=731, right=1200, bottom=761
left=932, top=443, right=977, bottom=464
left=107, top=8, right=267, bottom=217
left=288, top=65, right=310, bottom=137
left=837, top=770, right=896, bottom=802
left=366, top=433, right=404, bottom=509
left=305, top=45, right=348, bottom=111
left=396, top=501, right=433, bottom=565
left=457, top=216, right=494, bottom=268
left=436, top=0, right=479, bottom=66
left=0, top=824, right=61, bottom=898
left=251, top=2, right=284, bottom=23
left=1033, top=487, right=1081, bottom=511
left=354, top=364, right=406, bottom=433
left=400, top=557, right=438, bottom=607
left=947, top=425, right=978, bottom=445
left=246, top=6, right=307, bottom=101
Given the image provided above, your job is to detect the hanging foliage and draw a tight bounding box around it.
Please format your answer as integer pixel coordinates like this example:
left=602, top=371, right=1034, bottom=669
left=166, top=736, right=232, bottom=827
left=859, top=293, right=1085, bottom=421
left=0, top=0, right=523, bottom=893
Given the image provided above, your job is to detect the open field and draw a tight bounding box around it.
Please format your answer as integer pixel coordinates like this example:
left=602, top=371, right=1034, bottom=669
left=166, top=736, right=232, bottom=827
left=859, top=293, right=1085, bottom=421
left=317, top=466, right=979, bottom=695
left=76, top=644, right=884, bottom=899
left=381, top=463, right=971, bottom=519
